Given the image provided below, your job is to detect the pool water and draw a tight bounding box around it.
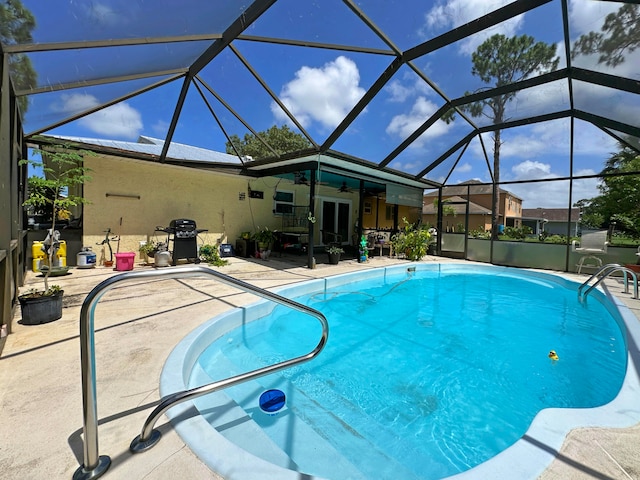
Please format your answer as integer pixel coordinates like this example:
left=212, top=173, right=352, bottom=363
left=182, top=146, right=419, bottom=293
left=190, top=267, right=626, bottom=479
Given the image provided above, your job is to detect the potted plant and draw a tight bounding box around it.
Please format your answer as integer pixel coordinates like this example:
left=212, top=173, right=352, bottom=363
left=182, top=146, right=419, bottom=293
left=18, top=140, right=93, bottom=324
left=252, top=227, right=277, bottom=250
left=139, top=240, right=167, bottom=261
left=390, top=217, right=431, bottom=261
left=327, top=245, right=344, bottom=265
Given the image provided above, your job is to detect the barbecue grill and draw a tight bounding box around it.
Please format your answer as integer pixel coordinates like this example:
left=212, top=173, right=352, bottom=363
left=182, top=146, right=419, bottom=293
left=156, top=219, right=207, bottom=265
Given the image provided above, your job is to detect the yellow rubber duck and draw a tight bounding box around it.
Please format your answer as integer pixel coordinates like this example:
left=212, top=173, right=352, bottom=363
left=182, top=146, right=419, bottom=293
left=548, top=350, right=559, bottom=361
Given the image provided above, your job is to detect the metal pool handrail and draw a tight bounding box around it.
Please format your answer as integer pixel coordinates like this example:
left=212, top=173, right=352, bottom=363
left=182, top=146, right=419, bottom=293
left=578, top=263, right=638, bottom=300
left=73, top=265, right=329, bottom=480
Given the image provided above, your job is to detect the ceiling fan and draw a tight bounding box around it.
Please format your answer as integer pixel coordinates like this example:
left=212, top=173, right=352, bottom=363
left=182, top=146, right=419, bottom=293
left=338, top=181, right=352, bottom=193
left=294, top=171, right=308, bottom=185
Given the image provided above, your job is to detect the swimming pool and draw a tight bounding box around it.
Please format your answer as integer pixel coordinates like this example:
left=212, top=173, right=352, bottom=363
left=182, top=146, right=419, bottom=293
left=161, top=263, right=640, bottom=480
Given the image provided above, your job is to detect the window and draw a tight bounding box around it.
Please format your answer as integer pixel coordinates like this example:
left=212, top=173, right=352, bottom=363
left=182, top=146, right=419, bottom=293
left=385, top=205, right=394, bottom=221
left=274, top=190, right=294, bottom=215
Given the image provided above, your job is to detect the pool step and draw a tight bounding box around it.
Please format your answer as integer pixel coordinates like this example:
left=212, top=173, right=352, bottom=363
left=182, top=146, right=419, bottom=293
left=200, top=345, right=428, bottom=480
left=191, top=355, right=368, bottom=479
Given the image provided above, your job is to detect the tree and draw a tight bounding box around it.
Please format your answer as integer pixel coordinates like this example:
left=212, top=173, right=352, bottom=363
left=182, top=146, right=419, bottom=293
left=576, top=145, right=640, bottom=237
left=572, top=3, right=639, bottom=67
left=20, top=142, right=93, bottom=292
left=0, top=0, right=38, bottom=113
left=225, top=124, right=311, bottom=159
left=447, top=34, right=559, bottom=239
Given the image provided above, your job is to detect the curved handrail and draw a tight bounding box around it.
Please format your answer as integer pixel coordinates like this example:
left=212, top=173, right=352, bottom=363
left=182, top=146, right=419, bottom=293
left=578, top=263, right=621, bottom=298
left=578, top=263, right=638, bottom=300
left=73, top=265, right=328, bottom=480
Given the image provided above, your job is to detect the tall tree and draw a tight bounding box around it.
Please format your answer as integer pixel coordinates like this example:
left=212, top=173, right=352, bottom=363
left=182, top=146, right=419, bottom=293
left=576, top=145, right=640, bottom=236
left=0, top=0, right=37, bottom=113
left=225, top=124, right=311, bottom=159
left=572, top=3, right=639, bottom=67
left=447, top=34, right=559, bottom=239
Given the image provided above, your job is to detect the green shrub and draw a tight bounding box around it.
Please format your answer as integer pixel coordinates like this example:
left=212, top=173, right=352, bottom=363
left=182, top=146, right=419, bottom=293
left=199, top=244, right=229, bottom=267
left=503, top=226, right=532, bottom=240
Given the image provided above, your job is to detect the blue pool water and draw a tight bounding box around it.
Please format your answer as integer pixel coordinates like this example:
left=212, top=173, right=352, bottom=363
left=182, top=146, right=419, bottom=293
left=185, top=265, right=627, bottom=480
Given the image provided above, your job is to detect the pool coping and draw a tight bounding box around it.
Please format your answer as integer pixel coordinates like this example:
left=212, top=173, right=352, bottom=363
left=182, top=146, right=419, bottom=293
left=160, top=263, right=640, bottom=480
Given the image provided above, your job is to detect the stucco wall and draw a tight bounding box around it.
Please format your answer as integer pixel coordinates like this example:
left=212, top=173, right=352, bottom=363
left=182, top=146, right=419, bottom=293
left=82, top=155, right=292, bottom=261
left=361, top=195, right=420, bottom=230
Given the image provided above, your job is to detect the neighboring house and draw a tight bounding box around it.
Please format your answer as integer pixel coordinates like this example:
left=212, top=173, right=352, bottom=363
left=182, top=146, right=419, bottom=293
left=422, top=180, right=523, bottom=233
left=521, top=208, right=580, bottom=237
left=30, top=135, right=423, bottom=265
left=422, top=195, right=492, bottom=232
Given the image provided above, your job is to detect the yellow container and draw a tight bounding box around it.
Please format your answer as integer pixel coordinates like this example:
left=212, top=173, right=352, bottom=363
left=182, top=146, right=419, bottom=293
left=32, top=241, right=45, bottom=272
left=32, top=240, right=67, bottom=272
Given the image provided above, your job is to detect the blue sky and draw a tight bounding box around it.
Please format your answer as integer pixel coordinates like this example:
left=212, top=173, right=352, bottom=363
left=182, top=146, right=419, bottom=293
left=20, top=0, right=639, bottom=209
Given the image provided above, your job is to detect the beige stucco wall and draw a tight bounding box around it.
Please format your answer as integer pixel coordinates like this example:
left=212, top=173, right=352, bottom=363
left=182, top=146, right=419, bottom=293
left=361, top=194, right=420, bottom=230
left=80, top=154, right=420, bottom=262
left=82, top=155, right=307, bottom=261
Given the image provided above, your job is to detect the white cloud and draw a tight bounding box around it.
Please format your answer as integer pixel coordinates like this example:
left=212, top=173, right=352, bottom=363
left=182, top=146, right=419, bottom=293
left=52, top=92, right=99, bottom=113
left=568, top=0, right=620, bottom=37
left=51, top=93, right=143, bottom=139
left=80, top=104, right=143, bottom=139
left=152, top=119, right=170, bottom=135
left=384, top=69, right=436, bottom=103
left=462, top=118, right=610, bottom=208
left=508, top=175, right=600, bottom=209
left=390, top=159, right=429, bottom=175
left=385, top=80, right=413, bottom=103
left=505, top=159, right=600, bottom=208
left=424, top=0, right=524, bottom=55
left=511, top=160, right=552, bottom=178
left=456, top=162, right=472, bottom=173
left=386, top=96, right=453, bottom=147
left=81, top=2, right=131, bottom=28
left=272, top=56, right=365, bottom=130
left=568, top=1, right=640, bottom=77
left=472, top=119, right=616, bottom=164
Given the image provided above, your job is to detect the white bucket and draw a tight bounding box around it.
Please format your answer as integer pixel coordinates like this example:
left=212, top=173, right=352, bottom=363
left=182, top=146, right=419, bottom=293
left=77, top=248, right=97, bottom=268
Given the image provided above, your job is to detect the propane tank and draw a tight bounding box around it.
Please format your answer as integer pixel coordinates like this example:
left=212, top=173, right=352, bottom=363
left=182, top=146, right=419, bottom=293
left=154, top=250, right=171, bottom=267
left=76, top=247, right=97, bottom=268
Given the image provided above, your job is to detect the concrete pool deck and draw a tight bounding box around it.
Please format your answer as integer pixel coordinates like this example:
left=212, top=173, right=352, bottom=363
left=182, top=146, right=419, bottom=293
left=1, top=254, right=639, bottom=480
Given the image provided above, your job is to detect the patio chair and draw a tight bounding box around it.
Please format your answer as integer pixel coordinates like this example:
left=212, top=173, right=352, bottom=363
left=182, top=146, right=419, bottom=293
left=321, top=230, right=342, bottom=247
left=572, top=230, right=608, bottom=274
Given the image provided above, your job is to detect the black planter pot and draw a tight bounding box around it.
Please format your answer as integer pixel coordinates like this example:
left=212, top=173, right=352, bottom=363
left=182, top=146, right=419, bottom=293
left=18, top=290, right=64, bottom=325
left=328, top=252, right=341, bottom=265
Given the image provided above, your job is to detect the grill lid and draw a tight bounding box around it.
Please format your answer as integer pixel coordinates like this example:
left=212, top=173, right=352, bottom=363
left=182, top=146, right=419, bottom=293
left=170, top=218, right=197, bottom=230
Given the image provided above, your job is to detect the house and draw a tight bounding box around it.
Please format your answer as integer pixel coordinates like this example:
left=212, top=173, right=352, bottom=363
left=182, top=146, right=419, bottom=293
left=422, top=180, right=523, bottom=233
left=421, top=195, right=492, bottom=232
left=28, top=135, right=424, bottom=266
left=521, top=208, right=580, bottom=237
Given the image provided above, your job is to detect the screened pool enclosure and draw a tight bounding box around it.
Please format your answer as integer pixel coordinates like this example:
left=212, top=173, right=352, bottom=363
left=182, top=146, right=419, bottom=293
left=1, top=0, right=640, bottom=321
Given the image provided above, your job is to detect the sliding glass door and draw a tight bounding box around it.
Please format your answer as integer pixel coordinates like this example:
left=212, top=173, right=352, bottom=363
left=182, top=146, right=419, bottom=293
left=321, top=198, right=351, bottom=245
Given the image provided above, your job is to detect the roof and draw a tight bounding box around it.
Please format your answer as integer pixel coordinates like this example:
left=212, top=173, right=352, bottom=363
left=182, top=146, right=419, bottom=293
left=522, top=208, right=580, bottom=222
left=422, top=195, right=492, bottom=215
left=423, top=181, right=522, bottom=200
left=46, top=135, right=242, bottom=164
